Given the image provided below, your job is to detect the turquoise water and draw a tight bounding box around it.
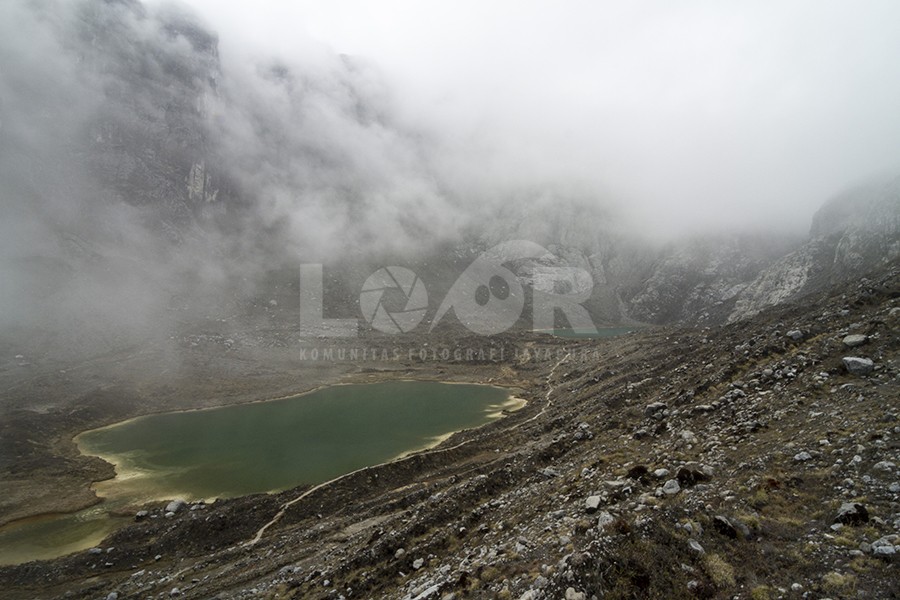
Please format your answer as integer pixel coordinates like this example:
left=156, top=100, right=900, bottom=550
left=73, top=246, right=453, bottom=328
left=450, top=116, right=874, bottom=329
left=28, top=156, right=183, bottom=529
left=77, top=381, right=515, bottom=501
left=0, top=381, right=515, bottom=566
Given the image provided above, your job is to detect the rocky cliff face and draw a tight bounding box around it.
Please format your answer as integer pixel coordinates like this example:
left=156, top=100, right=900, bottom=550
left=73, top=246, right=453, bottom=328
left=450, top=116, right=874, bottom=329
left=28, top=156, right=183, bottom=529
left=534, top=176, right=899, bottom=327
left=729, top=175, right=900, bottom=322
left=0, top=0, right=423, bottom=359
left=457, top=177, right=897, bottom=328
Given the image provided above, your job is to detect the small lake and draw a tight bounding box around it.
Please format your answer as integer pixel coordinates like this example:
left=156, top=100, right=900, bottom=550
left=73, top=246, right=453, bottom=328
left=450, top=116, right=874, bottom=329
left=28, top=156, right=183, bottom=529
left=0, top=381, right=517, bottom=565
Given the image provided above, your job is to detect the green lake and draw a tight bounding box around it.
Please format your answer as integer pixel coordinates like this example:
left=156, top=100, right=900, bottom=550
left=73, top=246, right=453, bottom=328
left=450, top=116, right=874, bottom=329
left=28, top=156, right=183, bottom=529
left=0, top=381, right=518, bottom=565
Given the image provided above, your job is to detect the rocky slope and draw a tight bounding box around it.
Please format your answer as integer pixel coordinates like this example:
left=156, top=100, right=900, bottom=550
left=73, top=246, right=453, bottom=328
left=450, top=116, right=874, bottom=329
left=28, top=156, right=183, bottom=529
left=0, top=259, right=896, bottom=600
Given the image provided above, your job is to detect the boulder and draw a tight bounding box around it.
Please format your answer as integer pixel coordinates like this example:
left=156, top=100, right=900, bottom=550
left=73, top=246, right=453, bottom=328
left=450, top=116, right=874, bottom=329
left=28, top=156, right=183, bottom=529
left=842, top=356, right=874, bottom=376
left=676, top=466, right=710, bottom=487
left=842, top=334, right=867, bottom=348
left=662, top=479, right=681, bottom=495
left=834, top=502, right=869, bottom=526
left=644, top=402, right=667, bottom=417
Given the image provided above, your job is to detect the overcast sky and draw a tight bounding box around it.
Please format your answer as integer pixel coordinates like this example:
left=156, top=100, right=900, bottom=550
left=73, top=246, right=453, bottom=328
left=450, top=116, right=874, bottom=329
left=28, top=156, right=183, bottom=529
left=171, top=0, right=900, bottom=237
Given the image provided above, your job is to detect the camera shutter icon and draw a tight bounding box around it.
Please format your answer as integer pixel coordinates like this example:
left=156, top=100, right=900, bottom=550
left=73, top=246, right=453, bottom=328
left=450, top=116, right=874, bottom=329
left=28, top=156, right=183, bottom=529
left=360, top=267, right=428, bottom=334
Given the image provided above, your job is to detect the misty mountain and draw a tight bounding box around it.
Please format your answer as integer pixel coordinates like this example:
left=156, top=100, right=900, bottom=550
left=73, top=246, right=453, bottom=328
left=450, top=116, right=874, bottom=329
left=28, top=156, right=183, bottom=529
left=1, top=0, right=898, bottom=364
left=729, top=174, right=900, bottom=322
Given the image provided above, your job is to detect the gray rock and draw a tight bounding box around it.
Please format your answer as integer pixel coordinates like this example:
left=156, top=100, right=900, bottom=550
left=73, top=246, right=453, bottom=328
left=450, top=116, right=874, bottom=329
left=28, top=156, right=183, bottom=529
left=653, top=468, right=670, bottom=479
left=786, top=329, right=804, bottom=341
left=106, top=593, right=119, bottom=600
left=842, top=356, right=874, bottom=376
left=842, top=334, right=868, bottom=348
left=412, top=558, right=425, bottom=570
left=596, top=511, right=615, bottom=530
left=834, top=502, right=869, bottom=526
left=793, top=451, right=813, bottom=462
left=411, top=584, right=441, bottom=599
left=585, top=496, right=602, bottom=513
left=873, top=545, right=896, bottom=557
left=687, top=539, right=704, bottom=554
left=644, top=402, right=667, bottom=417
left=165, top=499, right=186, bottom=514
left=662, top=479, right=681, bottom=495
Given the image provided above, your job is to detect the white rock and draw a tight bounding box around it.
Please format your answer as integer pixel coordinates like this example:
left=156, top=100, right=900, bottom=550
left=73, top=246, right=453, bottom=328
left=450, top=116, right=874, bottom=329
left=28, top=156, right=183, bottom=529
left=662, top=479, right=681, bottom=495
left=596, top=511, right=615, bottom=530
left=411, top=584, right=441, bottom=599
left=842, top=334, right=867, bottom=348
left=565, top=588, right=585, bottom=600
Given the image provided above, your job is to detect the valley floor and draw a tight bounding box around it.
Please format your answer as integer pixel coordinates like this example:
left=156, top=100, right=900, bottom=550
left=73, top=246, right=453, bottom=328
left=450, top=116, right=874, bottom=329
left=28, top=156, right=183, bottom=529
left=0, top=266, right=898, bottom=599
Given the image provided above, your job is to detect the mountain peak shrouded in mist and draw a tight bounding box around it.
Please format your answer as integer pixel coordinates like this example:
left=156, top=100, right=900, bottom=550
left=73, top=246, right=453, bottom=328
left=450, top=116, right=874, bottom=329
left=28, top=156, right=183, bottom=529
left=1, top=0, right=899, bottom=363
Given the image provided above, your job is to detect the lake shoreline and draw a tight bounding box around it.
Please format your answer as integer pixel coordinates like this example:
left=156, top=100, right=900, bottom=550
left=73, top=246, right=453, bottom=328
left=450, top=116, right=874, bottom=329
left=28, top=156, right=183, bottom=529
left=1, top=377, right=530, bottom=565
left=76, top=379, right=526, bottom=505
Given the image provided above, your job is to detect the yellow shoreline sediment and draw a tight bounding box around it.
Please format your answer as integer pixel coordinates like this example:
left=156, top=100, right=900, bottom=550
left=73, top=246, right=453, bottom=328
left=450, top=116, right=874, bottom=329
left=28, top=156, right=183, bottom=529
left=75, top=380, right=528, bottom=506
